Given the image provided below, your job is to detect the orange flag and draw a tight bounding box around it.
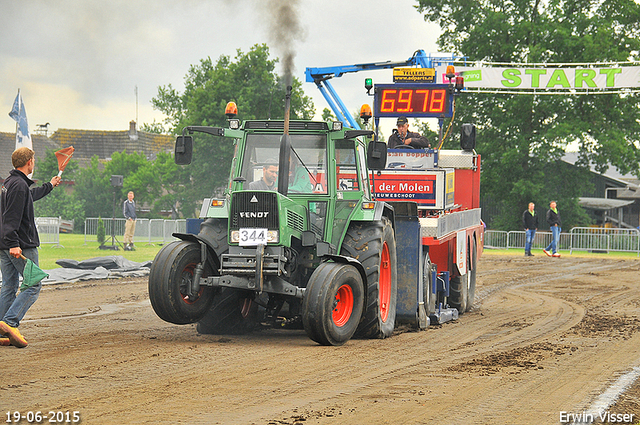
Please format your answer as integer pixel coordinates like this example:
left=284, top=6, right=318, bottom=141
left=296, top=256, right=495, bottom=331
left=55, top=146, right=74, bottom=177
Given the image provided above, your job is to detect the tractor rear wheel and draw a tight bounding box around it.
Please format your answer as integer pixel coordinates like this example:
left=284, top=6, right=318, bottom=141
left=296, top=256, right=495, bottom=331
left=148, top=241, right=215, bottom=324
left=302, top=262, right=364, bottom=346
left=196, top=288, right=259, bottom=335
left=341, top=217, right=397, bottom=338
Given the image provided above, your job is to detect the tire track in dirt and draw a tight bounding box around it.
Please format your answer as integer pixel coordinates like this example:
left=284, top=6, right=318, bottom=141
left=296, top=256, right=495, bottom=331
left=3, top=256, right=640, bottom=425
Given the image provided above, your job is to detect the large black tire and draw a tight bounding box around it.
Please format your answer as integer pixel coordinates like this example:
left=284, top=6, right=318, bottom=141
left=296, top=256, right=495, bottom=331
left=302, top=262, right=364, bottom=346
left=340, top=217, right=397, bottom=339
left=449, top=273, right=469, bottom=314
left=198, top=218, right=229, bottom=269
left=195, top=218, right=261, bottom=335
left=148, top=241, right=215, bottom=324
left=196, top=288, right=259, bottom=335
left=450, top=237, right=477, bottom=314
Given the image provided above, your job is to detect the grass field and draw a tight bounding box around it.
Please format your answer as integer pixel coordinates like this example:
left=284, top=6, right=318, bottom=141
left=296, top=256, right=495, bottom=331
left=38, top=234, right=164, bottom=270
left=483, top=246, right=640, bottom=259
left=34, top=234, right=640, bottom=271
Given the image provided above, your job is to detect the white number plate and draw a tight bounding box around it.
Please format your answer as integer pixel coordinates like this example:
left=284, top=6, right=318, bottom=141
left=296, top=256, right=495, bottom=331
left=238, top=228, right=268, bottom=246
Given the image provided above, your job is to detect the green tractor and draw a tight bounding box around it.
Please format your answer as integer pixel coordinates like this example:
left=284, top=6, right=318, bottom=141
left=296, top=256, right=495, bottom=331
left=148, top=97, right=396, bottom=346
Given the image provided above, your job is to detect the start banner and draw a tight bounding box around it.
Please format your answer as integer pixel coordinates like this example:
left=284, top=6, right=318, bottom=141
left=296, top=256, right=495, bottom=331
left=436, top=65, right=640, bottom=90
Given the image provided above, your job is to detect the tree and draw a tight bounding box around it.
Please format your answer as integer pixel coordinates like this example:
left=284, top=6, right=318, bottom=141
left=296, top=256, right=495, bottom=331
left=73, top=156, right=113, bottom=219
left=416, top=0, right=640, bottom=230
left=150, top=44, right=315, bottom=215
left=32, top=149, right=85, bottom=228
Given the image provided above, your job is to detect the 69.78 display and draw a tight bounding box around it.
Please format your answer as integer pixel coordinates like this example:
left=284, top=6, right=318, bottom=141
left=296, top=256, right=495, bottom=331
left=373, top=84, right=452, bottom=118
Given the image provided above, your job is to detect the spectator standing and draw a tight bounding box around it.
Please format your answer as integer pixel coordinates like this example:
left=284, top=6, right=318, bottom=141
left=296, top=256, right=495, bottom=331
left=123, top=191, right=137, bottom=251
left=543, top=201, right=562, bottom=258
left=522, top=202, right=538, bottom=257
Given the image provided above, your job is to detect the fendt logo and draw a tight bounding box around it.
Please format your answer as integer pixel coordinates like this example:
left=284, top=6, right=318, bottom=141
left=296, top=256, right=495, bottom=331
left=239, top=211, right=270, bottom=218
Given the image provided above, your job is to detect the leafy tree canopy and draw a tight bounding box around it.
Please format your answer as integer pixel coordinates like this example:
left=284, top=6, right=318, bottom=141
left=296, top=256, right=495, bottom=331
left=32, top=150, right=85, bottom=228
left=416, top=0, right=640, bottom=229
left=150, top=43, right=315, bottom=214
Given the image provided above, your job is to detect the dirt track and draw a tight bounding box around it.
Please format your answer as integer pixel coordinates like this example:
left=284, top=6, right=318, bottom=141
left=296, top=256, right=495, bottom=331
left=3, top=252, right=640, bottom=424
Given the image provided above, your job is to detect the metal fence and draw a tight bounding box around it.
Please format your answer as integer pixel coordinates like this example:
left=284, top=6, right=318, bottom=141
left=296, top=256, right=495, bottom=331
left=485, top=228, right=640, bottom=256
left=35, top=217, right=62, bottom=247
left=84, top=218, right=186, bottom=245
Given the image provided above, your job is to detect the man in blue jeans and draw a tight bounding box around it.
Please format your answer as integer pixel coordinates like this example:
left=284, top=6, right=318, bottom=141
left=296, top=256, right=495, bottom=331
left=522, top=202, right=538, bottom=256
left=543, top=200, right=562, bottom=258
left=0, top=147, right=61, bottom=348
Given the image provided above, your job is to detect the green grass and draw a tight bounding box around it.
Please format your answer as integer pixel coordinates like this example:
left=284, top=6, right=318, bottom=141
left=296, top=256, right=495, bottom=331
left=36, top=236, right=640, bottom=271
left=483, top=247, right=640, bottom=260
left=38, top=234, right=164, bottom=270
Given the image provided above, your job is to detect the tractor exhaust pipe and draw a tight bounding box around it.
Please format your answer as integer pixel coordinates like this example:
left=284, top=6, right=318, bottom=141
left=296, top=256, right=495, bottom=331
left=278, top=85, right=293, bottom=195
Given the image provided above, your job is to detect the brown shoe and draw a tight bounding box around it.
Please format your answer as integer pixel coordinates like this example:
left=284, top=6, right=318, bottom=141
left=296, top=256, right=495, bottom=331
left=0, top=321, right=28, bottom=348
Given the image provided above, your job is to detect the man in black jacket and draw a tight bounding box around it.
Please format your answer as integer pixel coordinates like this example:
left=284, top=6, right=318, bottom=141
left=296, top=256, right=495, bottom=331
left=543, top=201, right=562, bottom=258
left=388, top=116, right=431, bottom=149
left=0, top=147, right=61, bottom=347
left=522, top=202, right=538, bottom=256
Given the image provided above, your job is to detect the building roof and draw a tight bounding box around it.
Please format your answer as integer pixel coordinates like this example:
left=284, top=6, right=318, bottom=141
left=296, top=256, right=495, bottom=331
left=1, top=122, right=174, bottom=179
left=50, top=121, right=174, bottom=167
left=562, top=152, right=639, bottom=188
left=579, top=197, right=635, bottom=210
left=0, top=132, right=59, bottom=179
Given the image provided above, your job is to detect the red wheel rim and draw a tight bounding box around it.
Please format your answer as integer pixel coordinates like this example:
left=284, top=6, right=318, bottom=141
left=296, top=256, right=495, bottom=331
left=180, top=263, right=203, bottom=304
left=332, top=284, right=354, bottom=327
left=239, top=298, right=253, bottom=318
left=379, top=241, right=391, bottom=322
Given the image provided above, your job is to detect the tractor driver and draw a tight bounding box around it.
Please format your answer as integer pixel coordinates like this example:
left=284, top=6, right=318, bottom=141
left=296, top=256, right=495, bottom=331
left=248, top=160, right=278, bottom=191
left=388, top=116, right=430, bottom=149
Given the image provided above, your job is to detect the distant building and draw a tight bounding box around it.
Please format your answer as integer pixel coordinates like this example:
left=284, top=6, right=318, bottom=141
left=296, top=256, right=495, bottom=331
left=1, top=121, right=174, bottom=179
left=50, top=121, right=174, bottom=168
left=563, top=152, right=640, bottom=229
left=0, top=133, right=59, bottom=179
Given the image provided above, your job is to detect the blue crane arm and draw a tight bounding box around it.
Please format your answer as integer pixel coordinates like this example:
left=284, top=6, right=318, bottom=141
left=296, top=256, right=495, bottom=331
left=306, top=50, right=463, bottom=129
left=305, top=50, right=433, bottom=83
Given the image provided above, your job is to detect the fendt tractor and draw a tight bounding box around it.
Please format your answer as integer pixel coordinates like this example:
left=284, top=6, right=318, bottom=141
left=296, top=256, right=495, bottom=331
left=148, top=51, right=484, bottom=346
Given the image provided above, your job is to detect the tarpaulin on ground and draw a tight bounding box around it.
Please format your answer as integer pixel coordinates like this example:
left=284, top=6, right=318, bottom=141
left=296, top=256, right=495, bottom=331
left=0, top=256, right=152, bottom=287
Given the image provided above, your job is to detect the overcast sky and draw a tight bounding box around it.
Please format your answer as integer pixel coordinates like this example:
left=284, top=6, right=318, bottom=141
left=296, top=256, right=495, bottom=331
left=0, top=0, right=440, bottom=135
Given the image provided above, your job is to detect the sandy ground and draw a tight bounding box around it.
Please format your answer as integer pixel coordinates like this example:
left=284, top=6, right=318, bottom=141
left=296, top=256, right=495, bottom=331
left=2, top=252, right=640, bottom=425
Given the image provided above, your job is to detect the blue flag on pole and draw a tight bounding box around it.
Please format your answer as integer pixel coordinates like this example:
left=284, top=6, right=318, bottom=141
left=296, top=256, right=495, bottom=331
left=8, top=89, right=32, bottom=150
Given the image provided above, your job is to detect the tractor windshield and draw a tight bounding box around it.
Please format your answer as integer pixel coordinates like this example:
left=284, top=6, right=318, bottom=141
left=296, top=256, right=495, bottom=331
left=241, top=133, right=328, bottom=194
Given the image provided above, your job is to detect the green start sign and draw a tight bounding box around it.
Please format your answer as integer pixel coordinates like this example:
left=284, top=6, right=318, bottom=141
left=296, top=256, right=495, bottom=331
left=443, top=66, right=640, bottom=90
left=501, top=68, right=623, bottom=89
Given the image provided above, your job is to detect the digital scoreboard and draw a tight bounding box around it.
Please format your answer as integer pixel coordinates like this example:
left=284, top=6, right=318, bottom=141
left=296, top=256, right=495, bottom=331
left=373, top=84, right=453, bottom=118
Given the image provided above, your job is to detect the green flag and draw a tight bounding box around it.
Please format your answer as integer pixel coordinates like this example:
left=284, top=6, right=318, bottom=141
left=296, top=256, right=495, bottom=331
left=19, top=255, right=48, bottom=292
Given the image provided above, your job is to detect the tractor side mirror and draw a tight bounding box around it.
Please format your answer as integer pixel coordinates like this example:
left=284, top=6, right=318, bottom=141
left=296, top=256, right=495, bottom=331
left=175, top=135, right=193, bottom=165
left=367, top=141, right=387, bottom=170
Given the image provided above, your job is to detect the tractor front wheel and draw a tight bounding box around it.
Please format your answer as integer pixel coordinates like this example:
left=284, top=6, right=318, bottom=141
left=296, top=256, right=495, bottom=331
left=148, top=241, right=215, bottom=324
left=302, top=262, right=364, bottom=346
